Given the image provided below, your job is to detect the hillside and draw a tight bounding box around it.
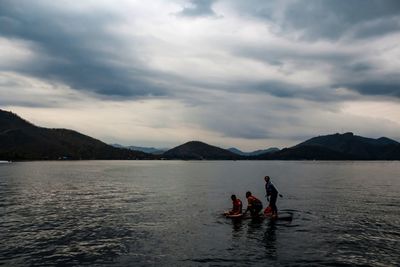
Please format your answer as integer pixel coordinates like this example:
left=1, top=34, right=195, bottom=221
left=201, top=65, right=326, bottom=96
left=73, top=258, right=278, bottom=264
left=163, top=141, right=241, bottom=160
left=258, top=132, right=400, bottom=160
left=2, top=110, right=399, bottom=161
left=0, top=110, right=154, bottom=160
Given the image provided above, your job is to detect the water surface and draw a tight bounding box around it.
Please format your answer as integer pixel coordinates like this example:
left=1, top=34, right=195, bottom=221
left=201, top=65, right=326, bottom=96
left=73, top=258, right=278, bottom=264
left=1, top=161, right=399, bottom=266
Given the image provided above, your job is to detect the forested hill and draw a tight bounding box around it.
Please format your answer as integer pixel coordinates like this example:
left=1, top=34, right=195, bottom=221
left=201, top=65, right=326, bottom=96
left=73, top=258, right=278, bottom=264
left=2, top=109, right=399, bottom=161
left=257, top=132, right=400, bottom=160
left=0, top=109, right=154, bottom=160
left=163, top=141, right=241, bottom=160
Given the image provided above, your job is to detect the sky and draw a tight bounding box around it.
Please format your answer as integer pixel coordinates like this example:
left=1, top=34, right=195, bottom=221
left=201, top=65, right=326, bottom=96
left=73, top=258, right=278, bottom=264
left=1, top=0, right=400, bottom=150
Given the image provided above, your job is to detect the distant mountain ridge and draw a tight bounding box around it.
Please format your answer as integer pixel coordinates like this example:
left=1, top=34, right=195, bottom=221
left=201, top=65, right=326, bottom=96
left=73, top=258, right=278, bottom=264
left=0, top=109, right=154, bottom=160
left=1, top=109, right=400, bottom=160
left=228, top=147, right=280, bottom=156
left=111, top=144, right=168, bottom=155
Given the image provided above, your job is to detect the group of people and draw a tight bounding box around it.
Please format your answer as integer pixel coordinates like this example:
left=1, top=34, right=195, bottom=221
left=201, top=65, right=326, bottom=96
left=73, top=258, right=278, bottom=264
left=227, top=176, right=280, bottom=218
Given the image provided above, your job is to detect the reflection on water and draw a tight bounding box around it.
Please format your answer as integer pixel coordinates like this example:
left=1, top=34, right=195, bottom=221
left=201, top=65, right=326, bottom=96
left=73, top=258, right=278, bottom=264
left=1, top=161, right=400, bottom=266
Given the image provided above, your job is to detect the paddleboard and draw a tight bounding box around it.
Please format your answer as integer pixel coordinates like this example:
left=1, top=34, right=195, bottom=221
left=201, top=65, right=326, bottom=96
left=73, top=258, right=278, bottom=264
left=224, top=211, right=293, bottom=221
left=224, top=213, right=245, bottom=219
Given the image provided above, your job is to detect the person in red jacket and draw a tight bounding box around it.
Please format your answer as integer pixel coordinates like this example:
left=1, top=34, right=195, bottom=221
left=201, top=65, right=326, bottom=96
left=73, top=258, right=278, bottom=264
left=228, top=194, right=242, bottom=215
left=244, top=191, right=263, bottom=217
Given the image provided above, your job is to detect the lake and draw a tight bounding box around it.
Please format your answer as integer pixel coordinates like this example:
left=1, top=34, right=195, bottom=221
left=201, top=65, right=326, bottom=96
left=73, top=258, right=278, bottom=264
left=1, top=161, right=399, bottom=266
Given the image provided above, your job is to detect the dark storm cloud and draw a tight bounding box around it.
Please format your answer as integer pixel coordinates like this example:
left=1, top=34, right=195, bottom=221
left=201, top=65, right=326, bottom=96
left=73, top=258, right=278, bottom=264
left=234, top=0, right=400, bottom=41
left=1, top=0, right=400, bottom=103
left=339, top=83, right=400, bottom=98
left=0, top=0, right=165, bottom=98
left=178, top=0, right=217, bottom=17
left=282, top=0, right=400, bottom=40
left=223, top=0, right=400, bottom=99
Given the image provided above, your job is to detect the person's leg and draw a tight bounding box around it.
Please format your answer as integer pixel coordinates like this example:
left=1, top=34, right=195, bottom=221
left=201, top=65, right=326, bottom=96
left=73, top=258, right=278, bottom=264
left=249, top=206, right=256, bottom=217
left=270, top=194, right=278, bottom=216
left=255, top=205, right=262, bottom=215
left=251, top=203, right=262, bottom=217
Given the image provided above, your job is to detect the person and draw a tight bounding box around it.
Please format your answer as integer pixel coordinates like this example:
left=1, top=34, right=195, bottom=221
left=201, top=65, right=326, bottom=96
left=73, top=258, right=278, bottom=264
left=264, top=175, right=279, bottom=218
left=228, top=194, right=242, bottom=215
left=244, top=191, right=263, bottom=217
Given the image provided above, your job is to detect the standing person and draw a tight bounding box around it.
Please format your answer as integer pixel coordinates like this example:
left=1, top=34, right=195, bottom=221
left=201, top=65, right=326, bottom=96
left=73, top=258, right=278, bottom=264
left=244, top=191, right=263, bottom=217
left=227, top=194, right=243, bottom=215
left=265, top=176, right=279, bottom=218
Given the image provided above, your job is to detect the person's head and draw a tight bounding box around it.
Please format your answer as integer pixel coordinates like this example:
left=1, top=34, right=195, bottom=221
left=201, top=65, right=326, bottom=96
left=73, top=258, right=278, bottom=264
left=264, top=176, right=270, bottom=183
left=246, top=191, right=252, bottom=198
left=231, top=194, right=237, bottom=201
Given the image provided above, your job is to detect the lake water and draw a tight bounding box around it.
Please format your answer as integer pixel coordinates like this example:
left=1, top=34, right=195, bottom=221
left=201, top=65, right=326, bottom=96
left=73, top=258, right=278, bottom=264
left=1, top=161, right=399, bottom=266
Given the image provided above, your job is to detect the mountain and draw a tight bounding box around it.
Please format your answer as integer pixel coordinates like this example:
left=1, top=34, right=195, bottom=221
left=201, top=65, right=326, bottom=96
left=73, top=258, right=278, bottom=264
left=163, top=141, right=241, bottom=160
left=0, top=110, right=154, bottom=160
left=258, top=145, right=357, bottom=160
left=2, top=109, right=399, bottom=161
left=257, top=132, right=400, bottom=160
left=228, top=147, right=280, bottom=156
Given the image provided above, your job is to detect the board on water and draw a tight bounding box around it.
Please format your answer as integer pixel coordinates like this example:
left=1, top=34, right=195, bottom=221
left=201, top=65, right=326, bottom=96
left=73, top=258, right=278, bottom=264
left=223, top=211, right=293, bottom=221
left=224, top=212, right=245, bottom=219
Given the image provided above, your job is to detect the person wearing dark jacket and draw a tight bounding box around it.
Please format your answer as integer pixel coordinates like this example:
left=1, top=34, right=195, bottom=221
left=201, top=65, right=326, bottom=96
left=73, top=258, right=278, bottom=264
left=265, top=176, right=279, bottom=218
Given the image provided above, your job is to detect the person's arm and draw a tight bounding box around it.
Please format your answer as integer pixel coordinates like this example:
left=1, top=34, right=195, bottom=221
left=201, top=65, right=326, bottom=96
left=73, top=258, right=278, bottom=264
left=243, top=203, right=250, bottom=214
left=229, top=202, right=237, bottom=214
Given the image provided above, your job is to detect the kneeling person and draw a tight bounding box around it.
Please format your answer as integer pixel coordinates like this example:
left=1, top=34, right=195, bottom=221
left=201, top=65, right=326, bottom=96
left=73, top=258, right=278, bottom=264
left=245, top=191, right=263, bottom=217
left=228, top=194, right=242, bottom=215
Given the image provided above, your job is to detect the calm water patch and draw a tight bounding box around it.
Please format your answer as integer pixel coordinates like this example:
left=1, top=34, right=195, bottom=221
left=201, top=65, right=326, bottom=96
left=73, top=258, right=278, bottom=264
left=1, top=161, right=399, bottom=266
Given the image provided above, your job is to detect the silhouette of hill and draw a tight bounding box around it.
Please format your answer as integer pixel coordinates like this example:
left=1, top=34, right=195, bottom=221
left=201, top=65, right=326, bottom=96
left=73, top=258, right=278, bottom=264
left=257, top=132, right=400, bottom=160
left=163, top=141, right=241, bottom=160
left=2, top=110, right=399, bottom=161
left=0, top=109, right=154, bottom=160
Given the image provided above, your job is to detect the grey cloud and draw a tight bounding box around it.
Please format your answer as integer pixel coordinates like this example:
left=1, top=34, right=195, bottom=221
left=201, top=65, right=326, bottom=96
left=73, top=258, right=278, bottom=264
left=250, top=82, right=358, bottom=103
left=333, top=63, right=400, bottom=98
left=230, top=0, right=400, bottom=41
left=200, top=114, right=272, bottom=139
left=340, top=83, right=400, bottom=98
left=188, top=91, right=313, bottom=141
left=221, top=127, right=272, bottom=140
left=348, top=63, right=373, bottom=73
left=1, top=0, right=399, bottom=105
left=178, top=0, right=217, bottom=17
left=0, top=0, right=166, bottom=99
left=253, top=82, right=309, bottom=99
left=0, top=99, right=57, bottom=108
left=283, top=0, right=400, bottom=40
left=349, top=16, right=400, bottom=39
left=224, top=32, right=400, bottom=100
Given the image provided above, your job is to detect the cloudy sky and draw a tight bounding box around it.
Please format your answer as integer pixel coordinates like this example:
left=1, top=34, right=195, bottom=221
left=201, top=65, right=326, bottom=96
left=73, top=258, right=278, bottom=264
left=1, top=0, right=400, bottom=150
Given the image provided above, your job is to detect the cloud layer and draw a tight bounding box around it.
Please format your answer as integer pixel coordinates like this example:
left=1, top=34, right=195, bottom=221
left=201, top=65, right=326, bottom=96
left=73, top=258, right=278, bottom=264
left=1, top=0, right=400, bottom=149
